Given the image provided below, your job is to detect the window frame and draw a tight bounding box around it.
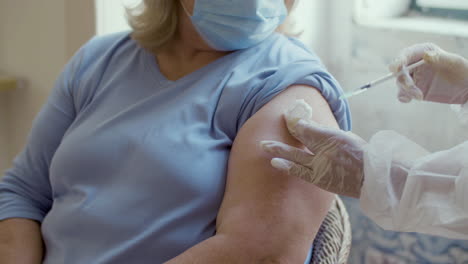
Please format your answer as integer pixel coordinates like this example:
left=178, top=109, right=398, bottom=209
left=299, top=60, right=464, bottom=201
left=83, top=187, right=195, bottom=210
left=411, top=0, right=468, bottom=20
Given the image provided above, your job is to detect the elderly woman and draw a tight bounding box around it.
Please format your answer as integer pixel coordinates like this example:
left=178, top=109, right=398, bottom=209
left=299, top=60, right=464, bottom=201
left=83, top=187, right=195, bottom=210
left=0, top=0, right=350, bottom=263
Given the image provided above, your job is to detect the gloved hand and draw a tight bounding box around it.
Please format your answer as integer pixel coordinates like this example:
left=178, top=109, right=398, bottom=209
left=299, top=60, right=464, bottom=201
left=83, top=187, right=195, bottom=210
left=260, top=118, right=367, bottom=198
left=389, top=43, right=468, bottom=104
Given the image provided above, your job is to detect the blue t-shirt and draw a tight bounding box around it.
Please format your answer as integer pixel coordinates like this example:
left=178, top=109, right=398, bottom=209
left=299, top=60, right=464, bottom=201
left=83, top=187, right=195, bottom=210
left=0, top=32, right=351, bottom=263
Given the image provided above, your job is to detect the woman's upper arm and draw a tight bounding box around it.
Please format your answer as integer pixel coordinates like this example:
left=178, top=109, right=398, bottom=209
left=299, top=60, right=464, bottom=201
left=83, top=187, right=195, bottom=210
left=216, top=85, right=339, bottom=262
left=0, top=50, right=81, bottom=222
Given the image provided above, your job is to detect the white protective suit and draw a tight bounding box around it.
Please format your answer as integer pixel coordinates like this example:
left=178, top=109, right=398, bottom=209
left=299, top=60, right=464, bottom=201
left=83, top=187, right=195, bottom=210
left=362, top=130, right=468, bottom=240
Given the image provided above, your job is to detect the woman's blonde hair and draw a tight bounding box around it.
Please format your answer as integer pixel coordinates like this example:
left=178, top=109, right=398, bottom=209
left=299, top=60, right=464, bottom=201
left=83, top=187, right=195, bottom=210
left=127, top=0, right=180, bottom=53
left=127, top=0, right=300, bottom=53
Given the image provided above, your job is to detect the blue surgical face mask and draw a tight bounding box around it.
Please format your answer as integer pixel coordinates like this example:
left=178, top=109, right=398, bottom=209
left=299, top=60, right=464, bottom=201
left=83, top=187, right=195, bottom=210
left=181, top=0, right=287, bottom=51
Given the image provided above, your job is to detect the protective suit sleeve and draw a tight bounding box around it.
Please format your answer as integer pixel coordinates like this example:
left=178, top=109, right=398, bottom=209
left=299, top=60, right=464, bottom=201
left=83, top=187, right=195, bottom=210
left=361, top=131, right=468, bottom=240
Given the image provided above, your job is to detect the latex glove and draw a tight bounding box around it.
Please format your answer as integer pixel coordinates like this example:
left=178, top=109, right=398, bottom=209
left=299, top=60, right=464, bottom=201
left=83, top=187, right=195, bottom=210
left=261, top=118, right=367, bottom=198
left=389, top=43, right=468, bottom=104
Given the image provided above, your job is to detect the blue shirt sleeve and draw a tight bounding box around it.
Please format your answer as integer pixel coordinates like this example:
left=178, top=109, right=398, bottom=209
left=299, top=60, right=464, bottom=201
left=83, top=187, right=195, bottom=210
left=236, top=36, right=352, bottom=132
left=0, top=44, right=84, bottom=222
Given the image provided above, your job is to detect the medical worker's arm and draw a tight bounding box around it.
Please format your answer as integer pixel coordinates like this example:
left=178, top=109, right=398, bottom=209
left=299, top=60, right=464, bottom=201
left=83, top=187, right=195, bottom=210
left=165, top=85, right=336, bottom=263
left=0, top=46, right=81, bottom=263
left=361, top=133, right=468, bottom=240
left=263, top=117, right=468, bottom=240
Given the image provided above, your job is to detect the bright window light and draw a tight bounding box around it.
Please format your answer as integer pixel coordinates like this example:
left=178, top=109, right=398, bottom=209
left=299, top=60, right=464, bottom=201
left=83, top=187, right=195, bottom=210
left=95, top=0, right=141, bottom=36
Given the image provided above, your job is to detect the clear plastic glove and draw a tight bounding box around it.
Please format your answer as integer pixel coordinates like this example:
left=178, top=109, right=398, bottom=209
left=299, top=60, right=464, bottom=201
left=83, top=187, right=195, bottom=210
left=389, top=43, right=468, bottom=104
left=261, top=117, right=367, bottom=198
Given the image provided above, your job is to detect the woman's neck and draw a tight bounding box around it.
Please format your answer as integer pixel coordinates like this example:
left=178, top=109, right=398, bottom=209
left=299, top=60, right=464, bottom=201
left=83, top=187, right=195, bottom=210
left=155, top=34, right=229, bottom=81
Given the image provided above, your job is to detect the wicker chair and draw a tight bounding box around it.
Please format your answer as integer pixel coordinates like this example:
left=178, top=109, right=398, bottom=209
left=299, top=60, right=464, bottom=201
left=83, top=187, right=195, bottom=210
left=310, top=196, right=352, bottom=264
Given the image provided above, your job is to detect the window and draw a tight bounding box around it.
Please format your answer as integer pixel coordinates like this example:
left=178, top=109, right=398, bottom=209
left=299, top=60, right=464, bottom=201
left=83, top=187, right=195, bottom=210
left=95, top=0, right=141, bottom=36
left=416, top=0, right=468, bottom=10
left=412, top=0, right=468, bottom=20
left=353, top=0, right=468, bottom=38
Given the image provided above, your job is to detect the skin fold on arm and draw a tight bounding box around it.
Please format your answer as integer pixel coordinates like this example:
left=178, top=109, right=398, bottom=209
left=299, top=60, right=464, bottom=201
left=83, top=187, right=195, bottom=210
left=166, top=85, right=338, bottom=263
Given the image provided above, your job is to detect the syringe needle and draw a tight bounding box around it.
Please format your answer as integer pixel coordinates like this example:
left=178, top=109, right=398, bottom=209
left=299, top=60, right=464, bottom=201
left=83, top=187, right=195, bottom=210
left=339, top=88, right=369, bottom=100
left=339, top=60, right=426, bottom=100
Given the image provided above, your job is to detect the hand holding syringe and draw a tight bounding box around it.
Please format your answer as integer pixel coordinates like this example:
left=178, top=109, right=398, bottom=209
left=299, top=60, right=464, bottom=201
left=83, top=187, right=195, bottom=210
left=340, top=60, right=426, bottom=100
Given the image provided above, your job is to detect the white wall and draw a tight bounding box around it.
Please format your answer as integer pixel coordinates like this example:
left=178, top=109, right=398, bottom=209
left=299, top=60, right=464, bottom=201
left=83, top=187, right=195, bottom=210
left=293, top=1, right=331, bottom=59
left=0, top=1, right=94, bottom=174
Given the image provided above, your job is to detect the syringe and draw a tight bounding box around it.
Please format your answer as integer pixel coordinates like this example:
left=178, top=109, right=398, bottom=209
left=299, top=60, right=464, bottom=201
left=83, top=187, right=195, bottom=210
left=339, top=60, right=426, bottom=100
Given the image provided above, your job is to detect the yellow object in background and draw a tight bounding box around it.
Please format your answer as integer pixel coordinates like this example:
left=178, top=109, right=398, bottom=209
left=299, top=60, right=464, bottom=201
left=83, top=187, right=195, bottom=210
left=0, top=77, right=18, bottom=91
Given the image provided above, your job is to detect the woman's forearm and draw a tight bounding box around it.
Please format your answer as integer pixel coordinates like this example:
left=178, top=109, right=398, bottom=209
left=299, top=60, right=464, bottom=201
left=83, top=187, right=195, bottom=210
left=0, top=218, right=44, bottom=264
left=165, top=235, right=242, bottom=264
left=165, top=233, right=304, bottom=264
